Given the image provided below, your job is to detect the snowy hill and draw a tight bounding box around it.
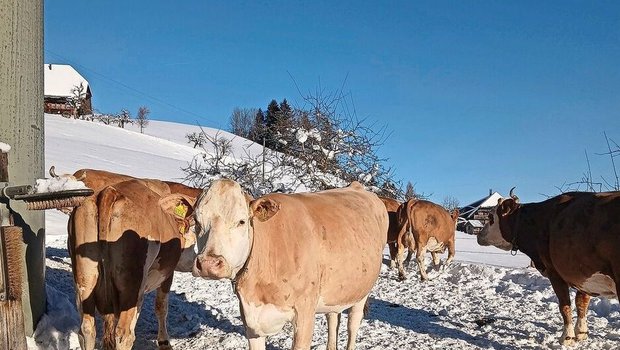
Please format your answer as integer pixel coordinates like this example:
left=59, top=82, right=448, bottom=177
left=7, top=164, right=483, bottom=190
left=38, top=115, right=619, bottom=349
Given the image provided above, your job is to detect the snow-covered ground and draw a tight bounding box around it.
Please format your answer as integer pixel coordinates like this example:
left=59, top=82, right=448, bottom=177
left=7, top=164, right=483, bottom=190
left=35, top=115, right=619, bottom=349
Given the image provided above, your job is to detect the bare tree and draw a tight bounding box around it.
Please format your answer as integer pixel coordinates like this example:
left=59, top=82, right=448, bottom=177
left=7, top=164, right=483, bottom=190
left=183, top=81, right=404, bottom=197
left=442, top=195, right=460, bottom=212
left=136, top=106, right=150, bottom=133
left=554, top=132, right=619, bottom=195
left=68, top=83, right=87, bottom=119
left=96, top=113, right=115, bottom=125
left=229, top=107, right=256, bottom=139
left=116, top=109, right=132, bottom=128
left=186, top=132, right=207, bottom=148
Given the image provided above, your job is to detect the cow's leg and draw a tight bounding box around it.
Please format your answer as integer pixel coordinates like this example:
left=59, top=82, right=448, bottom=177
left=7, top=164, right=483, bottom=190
left=445, top=238, right=455, bottom=266
left=69, top=206, right=100, bottom=350
left=326, top=312, right=341, bottom=350
left=574, top=291, right=591, bottom=341
left=155, top=276, right=173, bottom=350
left=292, top=307, right=315, bottom=350
left=431, top=251, right=440, bottom=267
left=102, top=313, right=117, bottom=350
left=548, top=273, right=575, bottom=345
left=76, top=290, right=97, bottom=350
left=345, top=295, right=368, bottom=350
left=247, top=337, right=266, bottom=350
left=388, top=243, right=398, bottom=269
left=396, top=238, right=407, bottom=281
left=116, top=304, right=141, bottom=350
left=403, top=233, right=415, bottom=266
left=416, top=244, right=429, bottom=281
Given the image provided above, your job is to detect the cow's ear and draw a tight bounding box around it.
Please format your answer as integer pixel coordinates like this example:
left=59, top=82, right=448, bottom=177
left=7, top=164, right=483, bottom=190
left=250, top=197, right=280, bottom=222
left=159, top=194, right=196, bottom=229
left=497, top=198, right=518, bottom=217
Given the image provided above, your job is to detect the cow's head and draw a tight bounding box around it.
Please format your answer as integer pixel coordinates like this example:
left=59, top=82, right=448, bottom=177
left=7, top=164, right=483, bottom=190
left=192, top=179, right=262, bottom=280
left=477, top=187, right=520, bottom=250
left=158, top=192, right=198, bottom=272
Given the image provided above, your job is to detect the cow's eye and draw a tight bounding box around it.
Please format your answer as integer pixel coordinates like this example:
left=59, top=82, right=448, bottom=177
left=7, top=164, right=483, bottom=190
left=238, top=220, right=246, bottom=227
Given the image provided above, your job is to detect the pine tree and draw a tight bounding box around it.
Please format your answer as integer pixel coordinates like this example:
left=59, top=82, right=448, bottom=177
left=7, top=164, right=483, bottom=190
left=405, top=182, right=417, bottom=200
left=249, top=109, right=266, bottom=143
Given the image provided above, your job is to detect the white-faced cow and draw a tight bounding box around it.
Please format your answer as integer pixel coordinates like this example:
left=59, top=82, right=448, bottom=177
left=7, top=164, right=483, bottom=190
left=477, top=188, right=620, bottom=346
left=192, top=179, right=388, bottom=350
left=66, top=169, right=200, bottom=350
left=395, top=199, right=459, bottom=281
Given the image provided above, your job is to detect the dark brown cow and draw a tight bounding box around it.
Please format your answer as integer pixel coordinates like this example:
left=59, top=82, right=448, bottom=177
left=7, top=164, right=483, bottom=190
left=477, top=189, right=620, bottom=346
left=378, top=196, right=403, bottom=268
left=66, top=169, right=200, bottom=350
left=395, top=199, right=459, bottom=280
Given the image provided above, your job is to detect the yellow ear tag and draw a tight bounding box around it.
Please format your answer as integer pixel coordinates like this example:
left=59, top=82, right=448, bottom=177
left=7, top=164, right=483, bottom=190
left=174, top=202, right=189, bottom=234
left=174, top=202, right=188, bottom=219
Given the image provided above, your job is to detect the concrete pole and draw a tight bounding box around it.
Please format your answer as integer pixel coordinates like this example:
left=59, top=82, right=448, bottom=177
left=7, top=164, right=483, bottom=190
left=0, top=0, right=46, bottom=336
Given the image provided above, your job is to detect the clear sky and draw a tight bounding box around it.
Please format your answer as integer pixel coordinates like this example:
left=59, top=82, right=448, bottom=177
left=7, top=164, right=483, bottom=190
left=44, top=1, right=620, bottom=205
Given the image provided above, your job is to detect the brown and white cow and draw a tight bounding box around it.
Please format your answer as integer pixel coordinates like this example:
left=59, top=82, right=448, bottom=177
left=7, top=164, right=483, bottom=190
left=395, top=199, right=459, bottom=281
left=192, top=179, right=388, bottom=350
left=66, top=169, right=200, bottom=350
left=477, top=189, right=620, bottom=346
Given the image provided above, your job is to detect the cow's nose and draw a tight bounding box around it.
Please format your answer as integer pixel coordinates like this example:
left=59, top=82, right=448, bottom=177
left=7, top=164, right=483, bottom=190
left=204, top=255, right=225, bottom=271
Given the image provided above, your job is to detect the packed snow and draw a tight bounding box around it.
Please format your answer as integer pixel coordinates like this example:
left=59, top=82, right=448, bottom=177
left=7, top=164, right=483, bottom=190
left=0, top=141, right=11, bottom=153
left=36, top=115, right=619, bottom=349
left=34, top=177, right=88, bottom=193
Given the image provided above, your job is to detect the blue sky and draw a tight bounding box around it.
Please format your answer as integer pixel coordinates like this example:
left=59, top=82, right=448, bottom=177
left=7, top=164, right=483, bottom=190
left=45, top=1, right=620, bottom=204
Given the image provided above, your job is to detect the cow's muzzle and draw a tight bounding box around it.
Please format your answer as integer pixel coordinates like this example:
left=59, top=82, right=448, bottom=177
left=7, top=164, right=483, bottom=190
left=193, top=254, right=231, bottom=279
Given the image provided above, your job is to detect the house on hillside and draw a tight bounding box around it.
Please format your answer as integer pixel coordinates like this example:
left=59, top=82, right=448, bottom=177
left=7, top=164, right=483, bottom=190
left=458, top=190, right=504, bottom=234
left=44, top=63, right=92, bottom=117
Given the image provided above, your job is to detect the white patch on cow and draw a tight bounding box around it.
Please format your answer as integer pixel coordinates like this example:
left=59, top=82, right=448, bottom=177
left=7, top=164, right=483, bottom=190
left=577, top=273, right=617, bottom=298
left=241, top=300, right=294, bottom=337
left=477, top=211, right=512, bottom=251
left=316, top=297, right=353, bottom=314
left=426, top=237, right=444, bottom=252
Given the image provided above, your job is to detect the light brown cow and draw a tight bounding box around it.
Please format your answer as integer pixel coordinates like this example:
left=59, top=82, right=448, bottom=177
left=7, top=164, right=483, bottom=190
left=192, top=179, right=388, bottom=350
left=395, top=199, right=459, bottom=281
left=477, top=189, right=620, bottom=346
left=66, top=169, right=199, bottom=350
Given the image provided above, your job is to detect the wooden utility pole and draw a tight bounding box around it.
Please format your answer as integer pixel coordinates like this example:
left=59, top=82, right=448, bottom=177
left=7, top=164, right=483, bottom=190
left=0, top=0, right=46, bottom=337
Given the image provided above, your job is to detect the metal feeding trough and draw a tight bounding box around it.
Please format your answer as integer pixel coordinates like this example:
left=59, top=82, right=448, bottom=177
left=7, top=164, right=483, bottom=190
left=11, top=188, right=94, bottom=210
left=0, top=166, right=94, bottom=212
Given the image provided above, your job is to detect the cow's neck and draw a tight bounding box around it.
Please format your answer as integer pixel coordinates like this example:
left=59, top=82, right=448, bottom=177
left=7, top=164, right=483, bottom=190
left=232, top=228, right=254, bottom=290
left=507, top=203, right=551, bottom=272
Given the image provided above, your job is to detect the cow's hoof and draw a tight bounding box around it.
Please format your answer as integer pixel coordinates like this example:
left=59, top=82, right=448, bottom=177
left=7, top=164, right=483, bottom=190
left=575, top=332, right=588, bottom=341
left=560, top=336, right=575, bottom=346
left=158, top=340, right=173, bottom=350
left=397, top=274, right=407, bottom=282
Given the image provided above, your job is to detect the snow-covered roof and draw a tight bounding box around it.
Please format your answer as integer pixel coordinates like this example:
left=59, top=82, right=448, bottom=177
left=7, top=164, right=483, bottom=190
left=44, top=64, right=90, bottom=98
left=459, top=191, right=504, bottom=219
left=466, top=220, right=484, bottom=228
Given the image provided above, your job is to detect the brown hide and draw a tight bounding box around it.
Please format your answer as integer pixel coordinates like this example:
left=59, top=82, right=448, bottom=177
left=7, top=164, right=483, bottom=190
left=478, top=191, right=620, bottom=345
left=395, top=199, right=456, bottom=280
left=379, top=196, right=402, bottom=265
left=235, top=182, right=388, bottom=347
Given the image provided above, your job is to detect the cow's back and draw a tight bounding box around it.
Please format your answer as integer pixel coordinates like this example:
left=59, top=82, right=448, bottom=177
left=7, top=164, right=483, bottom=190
left=244, top=184, right=388, bottom=310
left=408, top=200, right=455, bottom=242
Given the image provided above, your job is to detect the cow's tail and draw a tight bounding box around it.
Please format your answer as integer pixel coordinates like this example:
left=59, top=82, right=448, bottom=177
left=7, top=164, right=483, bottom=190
left=96, top=186, right=123, bottom=315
